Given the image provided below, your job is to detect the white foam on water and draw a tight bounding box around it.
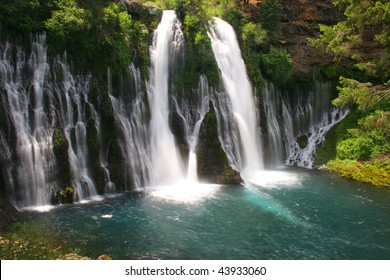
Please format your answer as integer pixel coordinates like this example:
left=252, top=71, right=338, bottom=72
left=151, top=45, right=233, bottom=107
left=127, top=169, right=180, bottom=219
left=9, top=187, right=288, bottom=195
left=100, top=214, right=113, bottom=219
left=21, top=205, right=56, bottom=213
left=245, top=170, right=302, bottom=188
left=148, top=181, right=220, bottom=204
left=78, top=195, right=104, bottom=204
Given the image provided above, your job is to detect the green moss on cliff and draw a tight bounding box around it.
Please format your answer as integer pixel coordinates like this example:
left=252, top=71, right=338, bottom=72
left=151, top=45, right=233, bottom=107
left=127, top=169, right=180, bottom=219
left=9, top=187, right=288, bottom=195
left=198, top=109, right=241, bottom=184
left=315, top=110, right=360, bottom=166
left=0, top=0, right=154, bottom=77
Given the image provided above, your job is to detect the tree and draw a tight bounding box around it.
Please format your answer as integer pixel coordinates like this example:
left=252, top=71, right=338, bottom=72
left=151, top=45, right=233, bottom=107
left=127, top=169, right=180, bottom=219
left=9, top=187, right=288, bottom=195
left=310, top=0, right=389, bottom=111
left=258, top=0, right=282, bottom=33
left=311, top=1, right=390, bottom=183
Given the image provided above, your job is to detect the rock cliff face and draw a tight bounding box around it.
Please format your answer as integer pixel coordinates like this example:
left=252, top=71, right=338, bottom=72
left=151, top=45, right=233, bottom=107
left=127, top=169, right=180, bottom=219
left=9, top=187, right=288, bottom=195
left=278, top=0, right=344, bottom=75
left=197, top=107, right=241, bottom=185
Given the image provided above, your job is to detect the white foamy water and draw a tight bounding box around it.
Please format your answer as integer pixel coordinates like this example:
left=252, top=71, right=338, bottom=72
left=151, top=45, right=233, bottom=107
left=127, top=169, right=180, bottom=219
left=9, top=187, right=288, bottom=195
left=246, top=170, right=302, bottom=188
left=208, top=17, right=263, bottom=181
left=148, top=182, right=220, bottom=204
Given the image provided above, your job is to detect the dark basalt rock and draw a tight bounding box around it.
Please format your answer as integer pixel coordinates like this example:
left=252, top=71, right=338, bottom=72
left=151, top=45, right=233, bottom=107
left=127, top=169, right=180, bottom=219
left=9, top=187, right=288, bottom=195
left=0, top=198, right=20, bottom=231
left=197, top=104, right=241, bottom=185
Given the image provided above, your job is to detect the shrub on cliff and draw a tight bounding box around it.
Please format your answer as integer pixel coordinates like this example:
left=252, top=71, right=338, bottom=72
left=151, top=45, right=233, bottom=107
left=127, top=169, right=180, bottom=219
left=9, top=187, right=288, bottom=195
left=45, top=1, right=149, bottom=75
left=260, top=47, right=292, bottom=85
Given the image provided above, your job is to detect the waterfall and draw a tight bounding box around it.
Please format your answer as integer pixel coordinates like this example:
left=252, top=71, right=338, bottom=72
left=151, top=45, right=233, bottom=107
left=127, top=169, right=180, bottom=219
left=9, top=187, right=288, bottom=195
left=186, top=76, right=210, bottom=181
left=285, top=107, right=348, bottom=168
left=110, top=13, right=208, bottom=188
left=53, top=59, right=98, bottom=200
left=147, top=10, right=186, bottom=186
left=0, top=13, right=353, bottom=208
left=282, top=82, right=349, bottom=168
left=109, top=65, right=150, bottom=190
left=260, top=81, right=349, bottom=169
left=172, top=75, right=210, bottom=182
left=88, top=82, right=114, bottom=193
left=262, top=83, right=284, bottom=167
left=97, top=114, right=115, bottom=194
left=0, top=35, right=58, bottom=208
left=208, top=17, right=263, bottom=180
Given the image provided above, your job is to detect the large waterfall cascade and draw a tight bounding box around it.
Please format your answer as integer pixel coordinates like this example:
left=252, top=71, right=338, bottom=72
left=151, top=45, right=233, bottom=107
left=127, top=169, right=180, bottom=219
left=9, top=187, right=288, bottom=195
left=110, top=10, right=211, bottom=189
left=208, top=17, right=264, bottom=181
left=147, top=10, right=187, bottom=186
left=0, top=11, right=350, bottom=208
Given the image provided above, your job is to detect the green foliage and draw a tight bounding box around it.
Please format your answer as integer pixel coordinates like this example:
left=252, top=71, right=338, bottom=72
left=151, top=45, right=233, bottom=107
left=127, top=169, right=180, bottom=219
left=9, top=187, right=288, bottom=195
left=241, top=22, right=268, bottom=51
left=157, top=0, right=181, bottom=10
left=326, top=157, right=390, bottom=187
left=334, top=77, right=390, bottom=110
left=318, top=65, right=363, bottom=81
left=0, top=0, right=53, bottom=33
left=245, top=52, right=264, bottom=87
left=336, top=137, right=374, bottom=160
left=65, top=187, right=74, bottom=196
left=50, top=185, right=74, bottom=205
left=260, top=47, right=292, bottom=85
left=257, top=0, right=281, bottom=34
left=310, top=0, right=390, bottom=81
left=45, top=0, right=92, bottom=40
left=221, top=7, right=244, bottom=33
left=315, top=110, right=360, bottom=165
left=184, top=13, right=208, bottom=46
left=53, top=129, right=67, bottom=156
left=44, top=0, right=150, bottom=75
left=169, top=0, right=219, bottom=89
left=310, top=0, right=390, bottom=180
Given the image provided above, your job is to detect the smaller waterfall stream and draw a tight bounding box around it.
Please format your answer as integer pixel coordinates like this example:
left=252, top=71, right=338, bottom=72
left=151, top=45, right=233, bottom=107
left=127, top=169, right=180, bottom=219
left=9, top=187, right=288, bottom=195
left=282, top=82, right=349, bottom=168
left=186, top=76, right=210, bottom=181
left=285, top=107, right=349, bottom=168
left=261, top=81, right=349, bottom=168
left=109, top=66, right=150, bottom=190
left=172, top=75, right=210, bottom=182
left=55, top=60, right=98, bottom=200
left=262, top=83, right=284, bottom=167
left=0, top=35, right=57, bottom=208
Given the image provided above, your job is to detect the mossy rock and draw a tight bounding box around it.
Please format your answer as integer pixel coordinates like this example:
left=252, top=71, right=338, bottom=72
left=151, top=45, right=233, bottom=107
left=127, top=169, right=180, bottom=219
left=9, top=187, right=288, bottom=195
left=197, top=109, right=241, bottom=184
left=297, top=134, right=308, bottom=149
left=50, top=187, right=74, bottom=205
